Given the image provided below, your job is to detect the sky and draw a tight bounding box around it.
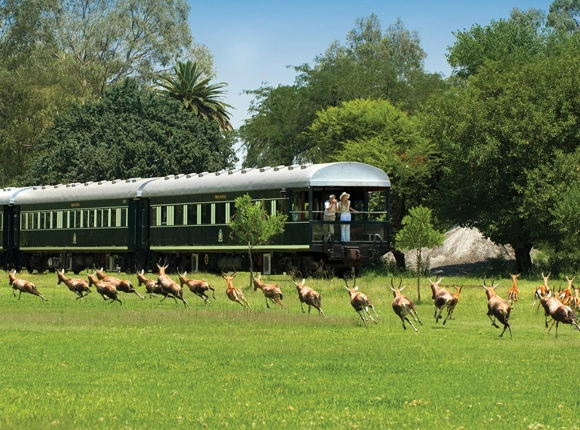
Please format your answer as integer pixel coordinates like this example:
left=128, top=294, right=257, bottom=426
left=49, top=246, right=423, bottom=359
left=189, top=0, right=553, bottom=141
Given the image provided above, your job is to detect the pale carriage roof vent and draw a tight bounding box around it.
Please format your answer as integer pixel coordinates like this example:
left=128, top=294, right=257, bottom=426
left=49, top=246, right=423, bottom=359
left=260, top=167, right=272, bottom=172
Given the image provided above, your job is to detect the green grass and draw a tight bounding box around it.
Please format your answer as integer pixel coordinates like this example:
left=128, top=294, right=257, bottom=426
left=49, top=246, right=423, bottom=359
left=1, top=271, right=580, bottom=429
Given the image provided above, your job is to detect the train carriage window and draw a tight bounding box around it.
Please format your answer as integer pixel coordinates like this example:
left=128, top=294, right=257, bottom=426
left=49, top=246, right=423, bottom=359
left=56, top=212, right=63, bottom=228
left=96, top=209, right=102, bottom=227
left=49, top=211, right=54, bottom=229
left=160, top=206, right=167, bottom=225
left=276, top=199, right=288, bottom=216
left=150, top=206, right=157, bottom=226
left=166, top=205, right=174, bottom=226
left=201, top=204, right=211, bottom=225
left=121, top=208, right=127, bottom=227
left=290, top=191, right=308, bottom=221
left=102, top=209, right=109, bottom=227
left=215, top=203, right=226, bottom=224
left=174, top=205, right=184, bottom=226
left=187, top=204, right=198, bottom=225
left=115, top=208, right=122, bottom=227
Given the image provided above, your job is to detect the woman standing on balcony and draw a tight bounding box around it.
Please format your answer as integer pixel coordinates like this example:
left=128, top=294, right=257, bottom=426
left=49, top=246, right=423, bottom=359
left=338, top=192, right=358, bottom=241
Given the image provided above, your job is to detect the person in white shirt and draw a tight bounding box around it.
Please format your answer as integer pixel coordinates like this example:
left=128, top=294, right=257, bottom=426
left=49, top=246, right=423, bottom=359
left=323, top=194, right=337, bottom=236
left=338, top=192, right=358, bottom=241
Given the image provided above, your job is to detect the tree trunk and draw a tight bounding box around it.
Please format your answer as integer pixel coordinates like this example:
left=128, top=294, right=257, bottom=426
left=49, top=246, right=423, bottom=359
left=513, top=243, right=533, bottom=274
left=391, top=249, right=406, bottom=270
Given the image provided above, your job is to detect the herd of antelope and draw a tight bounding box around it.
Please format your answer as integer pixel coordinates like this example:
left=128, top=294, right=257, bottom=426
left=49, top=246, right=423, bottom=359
left=7, top=267, right=580, bottom=338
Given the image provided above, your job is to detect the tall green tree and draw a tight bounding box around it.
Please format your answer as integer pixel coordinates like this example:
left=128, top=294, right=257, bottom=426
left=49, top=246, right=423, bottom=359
left=239, top=14, right=446, bottom=167
left=157, top=60, right=234, bottom=131
left=0, top=0, right=205, bottom=95
left=229, top=194, right=287, bottom=287
left=426, top=10, right=580, bottom=273
left=18, top=79, right=237, bottom=185
left=394, top=206, right=445, bottom=302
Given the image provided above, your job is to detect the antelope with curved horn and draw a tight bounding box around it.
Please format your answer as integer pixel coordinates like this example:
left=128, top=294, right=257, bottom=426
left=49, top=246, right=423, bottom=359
left=293, top=277, right=325, bottom=316
left=559, top=276, right=575, bottom=307
left=137, top=270, right=175, bottom=301
left=390, top=278, right=422, bottom=332
left=533, top=271, right=551, bottom=311
left=222, top=271, right=251, bottom=309
left=94, top=268, right=145, bottom=300
left=156, top=263, right=190, bottom=308
left=178, top=270, right=216, bottom=305
left=343, top=273, right=378, bottom=324
left=428, top=277, right=455, bottom=324
left=482, top=277, right=512, bottom=339
left=506, top=273, right=520, bottom=309
left=9, top=269, right=48, bottom=301
left=57, top=269, right=91, bottom=299
left=252, top=275, right=284, bottom=309
left=87, top=271, right=122, bottom=305
left=540, top=294, right=580, bottom=338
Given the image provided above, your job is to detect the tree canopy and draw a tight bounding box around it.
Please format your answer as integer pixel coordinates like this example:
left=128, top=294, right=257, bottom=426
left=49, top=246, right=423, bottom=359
left=427, top=8, right=580, bottom=273
left=18, top=79, right=237, bottom=185
left=238, top=14, right=446, bottom=168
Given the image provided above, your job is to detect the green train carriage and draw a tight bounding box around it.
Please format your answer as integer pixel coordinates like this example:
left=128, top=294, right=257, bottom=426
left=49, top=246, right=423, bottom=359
left=2, top=162, right=390, bottom=275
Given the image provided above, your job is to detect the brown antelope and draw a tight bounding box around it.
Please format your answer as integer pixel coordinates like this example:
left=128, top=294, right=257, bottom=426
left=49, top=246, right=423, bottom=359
left=95, top=268, right=145, bottom=300
left=558, top=276, right=575, bottom=306
left=428, top=277, right=455, bottom=324
left=506, top=273, right=520, bottom=309
left=157, top=263, right=190, bottom=308
left=343, top=274, right=378, bottom=324
left=57, top=269, right=91, bottom=299
left=137, top=270, right=175, bottom=301
left=252, top=275, right=284, bottom=309
left=447, top=285, right=462, bottom=321
left=533, top=271, right=552, bottom=311
left=222, top=272, right=251, bottom=309
left=293, top=278, right=325, bottom=316
left=87, top=272, right=122, bottom=305
left=540, top=295, right=580, bottom=338
left=570, top=285, right=580, bottom=312
left=390, top=278, right=422, bottom=333
left=9, top=269, right=48, bottom=301
left=482, top=278, right=512, bottom=339
left=178, top=270, right=216, bottom=305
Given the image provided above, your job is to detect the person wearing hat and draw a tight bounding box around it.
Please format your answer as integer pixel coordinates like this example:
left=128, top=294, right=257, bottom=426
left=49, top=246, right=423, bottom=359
left=338, top=192, right=358, bottom=241
left=323, top=194, right=337, bottom=237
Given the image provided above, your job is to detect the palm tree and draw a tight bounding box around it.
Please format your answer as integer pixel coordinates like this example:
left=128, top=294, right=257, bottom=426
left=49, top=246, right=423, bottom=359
left=157, top=60, right=234, bottom=131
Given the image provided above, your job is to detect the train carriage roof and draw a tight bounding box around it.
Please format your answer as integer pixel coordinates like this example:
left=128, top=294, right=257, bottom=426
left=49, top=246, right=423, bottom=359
left=139, top=162, right=390, bottom=198
left=11, top=178, right=154, bottom=205
left=8, top=162, right=389, bottom=205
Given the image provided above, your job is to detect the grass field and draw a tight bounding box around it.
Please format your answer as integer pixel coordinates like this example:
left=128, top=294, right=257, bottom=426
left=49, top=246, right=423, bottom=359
left=1, top=270, right=579, bottom=429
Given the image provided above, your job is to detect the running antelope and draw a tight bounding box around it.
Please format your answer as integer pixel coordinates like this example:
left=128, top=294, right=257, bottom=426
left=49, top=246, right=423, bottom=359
left=429, top=277, right=455, bottom=324
left=540, top=295, right=580, bottom=338
left=157, top=263, right=190, bottom=308
left=57, top=269, right=91, bottom=299
left=252, top=275, right=284, bottom=309
left=178, top=271, right=215, bottom=305
left=506, top=273, right=520, bottom=309
left=137, top=270, right=175, bottom=300
left=558, top=276, right=575, bottom=306
left=293, top=278, right=325, bottom=316
left=222, top=272, right=251, bottom=308
left=390, top=278, right=422, bottom=333
left=95, top=268, right=145, bottom=300
left=9, top=270, right=48, bottom=301
left=87, top=271, right=122, bottom=305
left=482, top=278, right=512, bottom=339
left=343, top=274, right=379, bottom=324
left=534, top=272, right=552, bottom=311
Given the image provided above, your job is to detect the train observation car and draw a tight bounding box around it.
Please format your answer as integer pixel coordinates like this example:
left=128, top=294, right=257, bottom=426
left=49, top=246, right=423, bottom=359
left=1, top=162, right=390, bottom=275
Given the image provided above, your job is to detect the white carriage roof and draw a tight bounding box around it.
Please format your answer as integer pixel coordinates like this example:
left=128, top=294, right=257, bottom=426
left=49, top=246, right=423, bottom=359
left=139, top=162, right=390, bottom=198
left=9, top=162, right=390, bottom=205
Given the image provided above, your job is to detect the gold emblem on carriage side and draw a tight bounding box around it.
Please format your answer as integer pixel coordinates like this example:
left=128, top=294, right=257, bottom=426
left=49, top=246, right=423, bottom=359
left=218, top=229, right=223, bottom=242
left=73, top=233, right=77, bottom=244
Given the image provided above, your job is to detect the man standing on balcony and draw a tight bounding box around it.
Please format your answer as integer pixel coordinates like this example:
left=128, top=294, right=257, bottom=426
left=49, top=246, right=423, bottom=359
left=323, top=194, right=337, bottom=237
